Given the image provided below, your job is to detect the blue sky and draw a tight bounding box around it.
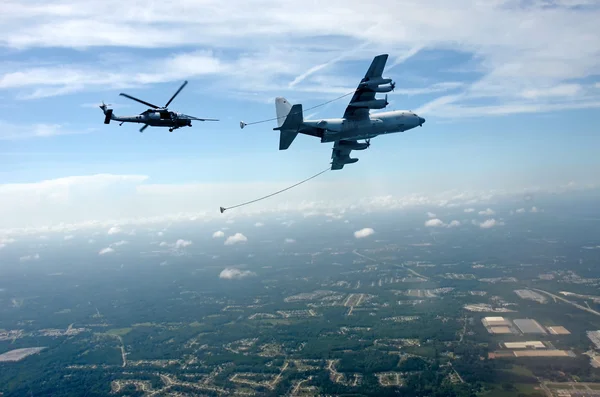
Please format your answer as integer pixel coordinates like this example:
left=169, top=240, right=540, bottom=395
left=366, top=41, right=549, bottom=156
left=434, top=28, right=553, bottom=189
left=0, top=0, right=599, bottom=231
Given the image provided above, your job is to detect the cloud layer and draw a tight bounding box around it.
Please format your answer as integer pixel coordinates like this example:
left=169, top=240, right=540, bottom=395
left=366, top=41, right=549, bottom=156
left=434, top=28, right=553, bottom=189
left=0, top=171, right=591, bottom=235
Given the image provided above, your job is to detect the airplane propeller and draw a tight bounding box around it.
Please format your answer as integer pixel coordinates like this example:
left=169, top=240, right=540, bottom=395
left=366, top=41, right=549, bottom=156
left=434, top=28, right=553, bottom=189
left=390, top=81, right=396, bottom=91
left=365, top=139, right=371, bottom=148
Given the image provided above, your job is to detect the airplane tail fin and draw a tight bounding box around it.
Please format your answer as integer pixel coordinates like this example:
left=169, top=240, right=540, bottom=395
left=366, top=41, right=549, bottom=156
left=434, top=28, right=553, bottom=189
left=273, top=103, right=303, bottom=150
left=275, top=97, right=293, bottom=128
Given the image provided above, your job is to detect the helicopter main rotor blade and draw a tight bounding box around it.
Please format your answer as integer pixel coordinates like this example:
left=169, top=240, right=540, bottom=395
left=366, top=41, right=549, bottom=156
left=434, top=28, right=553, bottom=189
left=164, top=80, right=188, bottom=108
left=119, top=93, right=160, bottom=109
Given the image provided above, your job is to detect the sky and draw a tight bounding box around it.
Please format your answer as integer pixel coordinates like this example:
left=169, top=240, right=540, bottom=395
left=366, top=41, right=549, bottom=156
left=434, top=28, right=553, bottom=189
left=1, top=0, right=600, bottom=233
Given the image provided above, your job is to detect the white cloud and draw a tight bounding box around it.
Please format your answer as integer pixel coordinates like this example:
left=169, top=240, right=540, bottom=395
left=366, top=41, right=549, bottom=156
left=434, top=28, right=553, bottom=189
left=254, top=222, right=264, bottom=227
left=98, top=247, right=114, bottom=255
left=158, top=239, right=192, bottom=250
left=212, top=231, right=225, bottom=238
left=219, top=268, right=256, bottom=280
left=425, top=218, right=461, bottom=228
left=107, top=226, right=121, bottom=235
left=425, top=219, right=445, bottom=227
left=464, top=208, right=475, bottom=213
left=478, top=208, right=495, bottom=216
left=174, top=239, right=192, bottom=249
left=426, top=212, right=436, bottom=218
left=98, top=240, right=128, bottom=254
left=516, top=208, right=526, bottom=213
left=64, top=234, right=74, bottom=240
left=224, top=233, right=248, bottom=245
left=354, top=228, right=375, bottom=238
left=284, top=238, right=296, bottom=243
left=479, top=219, right=501, bottom=229
left=19, top=253, right=40, bottom=262
left=0, top=237, right=16, bottom=249
left=0, top=121, right=94, bottom=140
left=530, top=206, right=540, bottom=213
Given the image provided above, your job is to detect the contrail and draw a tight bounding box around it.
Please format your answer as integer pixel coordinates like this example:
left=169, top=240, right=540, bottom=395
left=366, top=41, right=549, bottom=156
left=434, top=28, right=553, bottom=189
left=387, top=46, right=424, bottom=71
left=288, top=42, right=370, bottom=88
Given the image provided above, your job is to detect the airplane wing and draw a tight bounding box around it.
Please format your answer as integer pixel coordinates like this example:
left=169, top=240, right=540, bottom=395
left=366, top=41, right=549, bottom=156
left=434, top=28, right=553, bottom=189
left=343, top=54, right=389, bottom=121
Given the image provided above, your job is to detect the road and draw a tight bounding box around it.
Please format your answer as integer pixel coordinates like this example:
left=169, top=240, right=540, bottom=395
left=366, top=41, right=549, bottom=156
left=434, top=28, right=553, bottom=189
left=532, top=288, right=600, bottom=317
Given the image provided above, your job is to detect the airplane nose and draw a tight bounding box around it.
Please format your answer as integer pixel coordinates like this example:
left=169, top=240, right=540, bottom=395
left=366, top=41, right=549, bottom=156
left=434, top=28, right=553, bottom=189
left=418, top=116, right=425, bottom=126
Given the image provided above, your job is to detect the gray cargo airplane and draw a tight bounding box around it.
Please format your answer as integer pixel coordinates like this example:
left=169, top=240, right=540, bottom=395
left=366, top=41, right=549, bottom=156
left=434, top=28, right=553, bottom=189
left=262, top=54, right=425, bottom=170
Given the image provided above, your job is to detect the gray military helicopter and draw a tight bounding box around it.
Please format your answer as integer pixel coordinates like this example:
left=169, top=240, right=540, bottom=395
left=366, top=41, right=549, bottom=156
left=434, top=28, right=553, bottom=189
left=100, top=80, right=219, bottom=133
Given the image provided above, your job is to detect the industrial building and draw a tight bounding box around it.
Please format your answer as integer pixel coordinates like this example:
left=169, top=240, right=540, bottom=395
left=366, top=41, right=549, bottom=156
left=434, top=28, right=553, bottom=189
left=587, top=330, right=600, bottom=349
left=512, top=350, right=573, bottom=357
left=489, top=326, right=512, bottom=334
left=514, top=289, right=547, bottom=304
left=483, top=316, right=509, bottom=326
left=513, top=319, right=547, bottom=334
left=547, top=326, right=571, bottom=335
left=503, top=341, right=546, bottom=349
left=482, top=316, right=515, bottom=334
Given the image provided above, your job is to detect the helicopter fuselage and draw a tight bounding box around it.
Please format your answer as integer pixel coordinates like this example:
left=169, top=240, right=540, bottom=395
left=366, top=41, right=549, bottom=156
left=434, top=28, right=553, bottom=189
left=112, top=111, right=191, bottom=128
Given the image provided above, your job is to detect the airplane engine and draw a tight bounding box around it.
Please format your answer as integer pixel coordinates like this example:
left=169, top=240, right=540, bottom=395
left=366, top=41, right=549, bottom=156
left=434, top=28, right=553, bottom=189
left=352, top=98, right=388, bottom=109
left=342, top=158, right=359, bottom=165
left=371, top=84, right=394, bottom=93
left=338, top=141, right=369, bottom=150
left=361, top=77, right=392, bottom=87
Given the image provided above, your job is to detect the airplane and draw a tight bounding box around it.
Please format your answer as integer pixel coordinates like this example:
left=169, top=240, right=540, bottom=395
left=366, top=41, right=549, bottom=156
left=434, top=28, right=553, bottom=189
left=99, top=80, right=219, bottom=133
left=256, top=54, right=425, bottom=170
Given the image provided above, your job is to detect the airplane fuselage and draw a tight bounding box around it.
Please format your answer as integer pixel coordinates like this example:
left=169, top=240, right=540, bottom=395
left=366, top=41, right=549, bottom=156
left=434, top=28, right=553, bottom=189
left=302, top=110, right=425, bottom=143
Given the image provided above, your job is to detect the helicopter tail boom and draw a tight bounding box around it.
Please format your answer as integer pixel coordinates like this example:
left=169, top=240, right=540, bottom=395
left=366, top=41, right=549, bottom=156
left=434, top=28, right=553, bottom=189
left=103, top=108, right=114, bottom=124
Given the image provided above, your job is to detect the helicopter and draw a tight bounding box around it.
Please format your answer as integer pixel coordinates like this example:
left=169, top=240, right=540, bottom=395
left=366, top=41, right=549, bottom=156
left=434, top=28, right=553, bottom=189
left=99, top=80, right=219, bottom=133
